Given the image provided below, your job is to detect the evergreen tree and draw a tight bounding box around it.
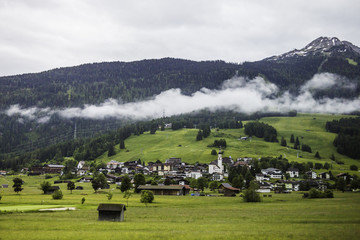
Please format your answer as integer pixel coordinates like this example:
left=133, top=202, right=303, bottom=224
left=119, top=139, right=125, bottom=149
left=134, top=173, right=146, bottom=193
left=120, top=175, right=131, bottom=192
left=281, top=136, right=287, bottom=147
left=290, top=134, right=295, bottom=143
left=315, top=151, right=321, bottom=159
left=232, top=175, right=244, bottom=189
left=196, top=130, right=203, bottom=141
left=107, top=144, right=115, bottom=157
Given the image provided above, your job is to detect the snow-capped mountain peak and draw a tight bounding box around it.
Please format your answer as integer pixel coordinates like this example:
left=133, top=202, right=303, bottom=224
left=265, top=37, right=360, bottom=61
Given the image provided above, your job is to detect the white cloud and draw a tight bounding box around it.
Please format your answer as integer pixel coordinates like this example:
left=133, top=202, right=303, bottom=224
left=4, top=73, right=359, bottom=123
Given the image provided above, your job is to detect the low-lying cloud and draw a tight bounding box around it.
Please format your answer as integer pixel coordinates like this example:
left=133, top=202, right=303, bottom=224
left=4, top=72, right=360, bottom=123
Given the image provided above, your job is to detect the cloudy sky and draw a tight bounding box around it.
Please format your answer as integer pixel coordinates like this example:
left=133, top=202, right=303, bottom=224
left=1, top=0, right=359, bottom=77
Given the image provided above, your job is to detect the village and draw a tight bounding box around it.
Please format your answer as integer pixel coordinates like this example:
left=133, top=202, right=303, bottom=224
left=12, top=152, right=349, bottom=197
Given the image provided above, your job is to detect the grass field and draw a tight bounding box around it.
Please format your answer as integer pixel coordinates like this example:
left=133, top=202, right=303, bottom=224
left=1, top=175, right=360, bottom=240
left=96, top=113, right=359, bottom=176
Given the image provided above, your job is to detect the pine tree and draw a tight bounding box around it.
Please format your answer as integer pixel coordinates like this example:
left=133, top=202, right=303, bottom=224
left=107, top=144, right=115, bottom=157
left=290, top=134, right=295, bottom=143
left=119, top=139, right=125, bottom=149
left=196, top=130, right=203, bottom=141
left=281, top=136, right=287, bottom=147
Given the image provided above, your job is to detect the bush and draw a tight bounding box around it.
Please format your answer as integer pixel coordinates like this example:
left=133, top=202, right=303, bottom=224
left=350, top=165, right=358, bottom=171
left=52, top=190, right=63, bottom=200
left=305, top=188, right=333, bottom=199
left=140, top=190, right=154, bottom=204
left=211, top=149, right=217, bottom=155
left=242, top=181, right=261, bottom=202
left=45, top=174, right=53, bottom=179
left=81, top=197, right=85, bottom=204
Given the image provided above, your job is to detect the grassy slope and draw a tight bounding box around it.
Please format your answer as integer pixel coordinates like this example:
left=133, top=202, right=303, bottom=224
left=96, top=114, right=359, bottom=175
left=0, top=175, right=360, bottom=240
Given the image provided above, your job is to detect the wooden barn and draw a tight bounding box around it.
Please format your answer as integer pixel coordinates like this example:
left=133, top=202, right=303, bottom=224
left=218, top=183, right=240, bottom=196
left=97, top=203, right=126, bottom=222
left=137, top=185, right=188, bottom=196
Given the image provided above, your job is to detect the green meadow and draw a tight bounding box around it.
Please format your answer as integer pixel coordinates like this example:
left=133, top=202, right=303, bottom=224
left=97, top=114, right=359, bottom=176
left=1, top=175, right=360, bottom=240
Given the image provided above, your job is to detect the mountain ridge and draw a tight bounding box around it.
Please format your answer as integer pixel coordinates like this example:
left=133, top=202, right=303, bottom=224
left=265, top=36, right=360, bottom=61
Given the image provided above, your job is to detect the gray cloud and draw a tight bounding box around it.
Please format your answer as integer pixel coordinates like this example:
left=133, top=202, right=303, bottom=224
left=4, top=73, right=359, bottom=123
left=1, top=0, right=360, bottom=76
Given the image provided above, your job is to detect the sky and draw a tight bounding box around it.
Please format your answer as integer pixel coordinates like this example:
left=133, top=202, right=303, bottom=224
left=1, top=0, right=360, bottom=77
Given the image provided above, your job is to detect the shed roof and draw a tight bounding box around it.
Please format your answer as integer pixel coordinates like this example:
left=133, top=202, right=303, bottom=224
left=97, top=203, right=126, bottom=211
left=138, top=185, right=185, bottom=190
left=219, top=183, right=240, bottom=191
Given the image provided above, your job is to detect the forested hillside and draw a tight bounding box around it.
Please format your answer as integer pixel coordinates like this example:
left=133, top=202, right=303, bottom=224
left=0, top=58, right=238, bottom=108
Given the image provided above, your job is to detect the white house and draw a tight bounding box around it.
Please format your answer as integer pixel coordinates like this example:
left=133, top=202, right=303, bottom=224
left=286, top=168, right=299, bottom=178
left=77, top=161, right=86, bottom=170
left=186, top=171, right=203, bottom=179
left=256, top=174, right=265, bottom=181
left=306, top=171, right=317, bottom=179
left=261, top=168, right=283, bottom=179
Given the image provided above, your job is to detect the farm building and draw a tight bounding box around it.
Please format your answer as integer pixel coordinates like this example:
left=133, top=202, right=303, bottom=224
left=218, top=183, right=240, bottom=196
left=97, top=203, right=126, bottom=222
left=137, top=185, right=188, bottom=195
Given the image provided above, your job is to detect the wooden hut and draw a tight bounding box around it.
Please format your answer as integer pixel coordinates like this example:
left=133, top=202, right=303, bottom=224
left=137, top=185, right=187, bottom=195
left=218, top=183, right=240, bottom=196
left=97, top=203, right=126, bottom=222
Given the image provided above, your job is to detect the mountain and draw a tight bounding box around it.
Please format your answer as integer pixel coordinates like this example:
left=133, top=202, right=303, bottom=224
left=265, top=37, right=360, bottom=61
left=0, top=37, right=359, bottom=156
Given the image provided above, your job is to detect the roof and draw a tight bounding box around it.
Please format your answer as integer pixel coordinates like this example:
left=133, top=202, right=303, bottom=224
left=97, top=203, right=126, bottom=211
left=137, top=185, right=185, bottom=190
left=46, top=164, right=65, bottom=168
left=219, top=183, right=240, bottom=191
left=287, top=168, right=299, bottom=172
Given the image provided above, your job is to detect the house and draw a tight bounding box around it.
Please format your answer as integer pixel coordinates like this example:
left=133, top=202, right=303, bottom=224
left=336, top=173, right=350, bottom=180
left=256, top=174, right=265, bottom=181
left=137, top=185, right=188, bottom=196
left=97, top=203, right=126, bottom=222
left=2, top=184, right=8, bottom=188
left=218, top=183, right=240, bottom=196
left=286, top=168, right=299, bottom=178
left=261, top=168, right=283, bottom=179
left=77, top=161, right=86, bottom=170
left=257, top=181, right=272, bottom=193
left=79, top=177, right=93, bottom=183
left=186, top=171, right=202, bottom=179
left=306, top=171, right=317, bottom=179
left=165, top=158, right=182, bottom=165
left=318, top=172, right=330, bottom=180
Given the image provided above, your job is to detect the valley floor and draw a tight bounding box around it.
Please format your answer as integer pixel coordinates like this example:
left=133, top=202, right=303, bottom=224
left=0, top=180, right=359, bottom=240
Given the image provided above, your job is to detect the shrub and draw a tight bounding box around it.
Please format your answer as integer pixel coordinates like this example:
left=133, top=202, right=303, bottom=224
left=140, top=190, right=154, bottom=204
left=81, top=197, right=85, bottom=204
left=107, top=192, right=113, bottom=200
left=242, top=181, right=261, bottom=202
left=52, top=190, right=63, bottom=200
left=211, top=149, right=217, bottom=155
left=40, top=181, right=52, bottom=194
left=350, top=165, right=358, bottom=171
left=305, top=188, right=334, bottom=199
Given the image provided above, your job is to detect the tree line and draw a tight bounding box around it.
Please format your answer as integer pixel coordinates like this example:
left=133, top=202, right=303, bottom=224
left=326, top=117, right=360, bottom=159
